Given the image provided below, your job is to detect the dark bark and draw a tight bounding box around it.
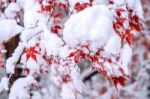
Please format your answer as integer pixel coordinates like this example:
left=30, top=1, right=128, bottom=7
left=4, top=35, right=23, bottom=87
left=5, top=35, right=20, bottom=58
left=83, top=71, right=98, bottom=82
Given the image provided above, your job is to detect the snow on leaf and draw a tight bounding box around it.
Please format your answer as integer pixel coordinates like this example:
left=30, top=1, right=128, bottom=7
left=0, top=19, right=23, bottom=41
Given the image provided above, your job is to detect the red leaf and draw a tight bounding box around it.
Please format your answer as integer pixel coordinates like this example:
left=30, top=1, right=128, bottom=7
left=119, top=67, right=125, bottom=74
left=112, top=77, right=118, bottom=87
left=79, top=51, right=86, bottom=58
left=121, top=34, right=125, bottom=41
left=52, top=12, right=60, bottom=18
left=62, top=74, right=71, bottom=83
left=74, top=2, right=90, bottom=12
left=118, top=76, right=126, bottom=86
left=51, top=25, right=62, bottom=34
left=31, top=54, right=37, bottom=62
left=125, top=29, right=132, bottom=45
left=116, top=8, right=125, bottom=17
left=68, top=52, right=75, bottom=57
left=30, top=47, right=39, bottom=54
left=26, top=53, right=30, bottom=61
left=74, top=57, right=79, bottom=63
left=91, top=55, right=99, bottom=62
left=24, top=47, right=39, bottom=62
left=74, top=2, right=81, bottom=11
left=44, top=5, right=52, bottom=12
left=129, top=15, right=143, bottom=32
left=112, top=76, right=126, bottom=88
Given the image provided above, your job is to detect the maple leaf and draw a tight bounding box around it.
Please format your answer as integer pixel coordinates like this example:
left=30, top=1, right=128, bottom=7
left=51, top=12, right=60, bottom=18
left=62, top=74, right=71, bottom=83
left=111, top=76, right=126, bottom=90
left=68, top=52, right=75, bottom=57
left=116, top=18, right=126, bottom=27
left=74, top=2, right=82, bottom=11
left=79, top=51, right=86, bottom=59
left=129, top=15, right=143, bottom=32
left=24, top=47, right=39, bottom=62
left=125, top=29, right=132, bottom=45
left=90, top=55, right=99, bottom=62
left=51, top=25, right=62, bottom=34
left=116, top=8, right=125, bottom=17
left=74, top=2, right=90, bottom=12
left=44, top=5, right=52, bottom=12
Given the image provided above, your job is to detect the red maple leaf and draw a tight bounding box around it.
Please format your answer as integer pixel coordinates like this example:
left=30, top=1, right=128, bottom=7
left=125, top=29, right=132, bottom=45
left=116, top=8, right=125, bottom=17
left=129, top=15, right=143, bottom=32
left=74, top=2, right=91, bottom=12
left=68, top=52, right=75, bottom=57
left=51, top=25, right=62, bottom=34
left=62, top=74, right=71, bottom=83
left=111, top=76, right=127, bottom=89
left=24, top=47, right=39, bottom=61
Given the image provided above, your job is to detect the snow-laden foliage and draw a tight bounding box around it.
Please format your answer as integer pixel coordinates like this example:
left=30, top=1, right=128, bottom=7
left=0, top=19, right=23, bottom=41
left=81, top=0, right=150, bottom=99
left=0, top=0, right=144, bottom=99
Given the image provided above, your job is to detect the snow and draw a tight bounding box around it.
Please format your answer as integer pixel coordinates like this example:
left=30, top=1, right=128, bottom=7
left=63, top=4, right=133, bottom=78
left=6, top=26, right=43, bottom=74
left=9, top=75, right=38, bottom=99
left=126, top=0, right=143, bottom=19
left=50, top=62, right=83, bottom=99
left=21, top=0, right=49, bottom=28
left=103, top=43, right=132, bottom=76
left=0, top=19, right=23, bottom=41
left=120, top=44, right=132, bottom=74
left=26, top=58, right=40, bottom=74
left=0, top=13, right=5, bottom=20
left=113, top=0, right=125, bottom=6
left=20, top=26, right=43, bottom=42
left=63, top=5, right=113, bottom=49
left=0, top=77, right=8, bottom=93
left=4, top=2, right=21, bottom=20
left=104, top=34, right=121, bottom=55
left=59, top=46, right=70, bottom=58
left=32, top=92, right=42, bottom=99
left=61, top=83, right=75, bottom=99
left=6, top=42, right=26, bottom=74
left=42, top=29, right=63, bottom=56
left=61, top=67, right=83, bottom=99
left=16, top=0, right=36, bottom=10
